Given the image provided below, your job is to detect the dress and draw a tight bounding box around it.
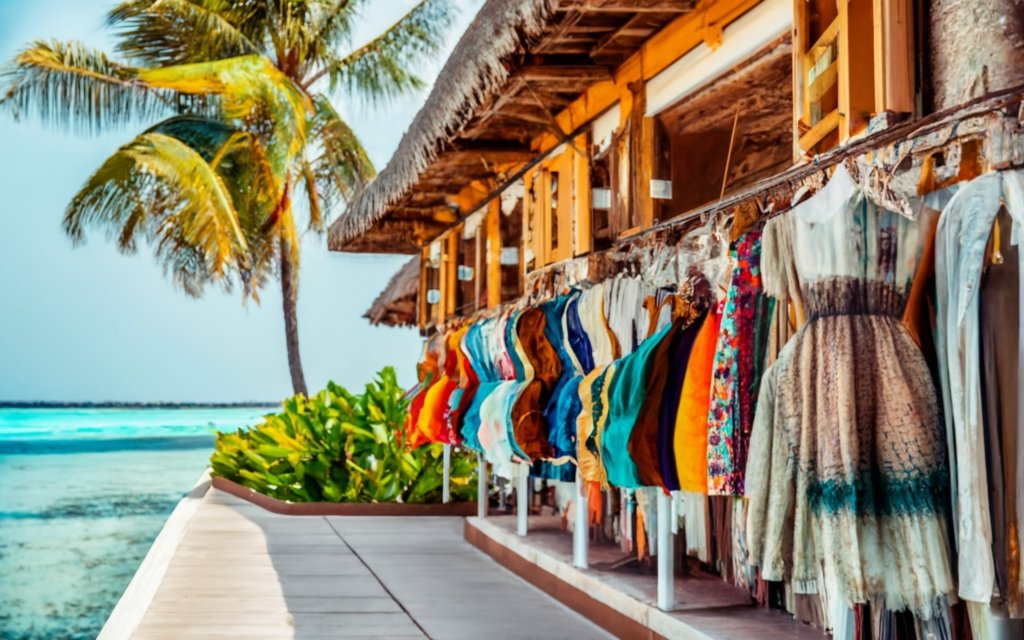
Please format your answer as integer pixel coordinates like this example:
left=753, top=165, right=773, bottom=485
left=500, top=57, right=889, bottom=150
left=675, top=308, right=720, bottom=493
left=745, top=165, right=954, bottom=620
left=706, top=224, right=766, bottom=496
left=935, top=170, right=1024, bottom=615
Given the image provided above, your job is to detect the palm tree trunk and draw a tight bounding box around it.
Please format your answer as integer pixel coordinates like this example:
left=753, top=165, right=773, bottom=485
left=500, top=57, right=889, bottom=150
left=280, top=241, right=308, bottom=396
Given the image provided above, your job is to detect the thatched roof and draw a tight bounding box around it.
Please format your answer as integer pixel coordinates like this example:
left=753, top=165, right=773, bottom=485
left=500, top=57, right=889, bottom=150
left=363, top=256, right=421, bottom=327
left=329, top=0, right=696, bottom=254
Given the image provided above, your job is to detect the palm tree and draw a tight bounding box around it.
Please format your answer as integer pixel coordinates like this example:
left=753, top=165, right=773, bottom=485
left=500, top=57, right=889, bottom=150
left=0, top=0, right=455, bottom=396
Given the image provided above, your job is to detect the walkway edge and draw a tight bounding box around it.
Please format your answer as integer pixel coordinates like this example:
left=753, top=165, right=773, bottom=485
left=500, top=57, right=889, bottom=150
left=464, top=517, right=714, bottom=640
left=98, top=470, right=212, bottom=640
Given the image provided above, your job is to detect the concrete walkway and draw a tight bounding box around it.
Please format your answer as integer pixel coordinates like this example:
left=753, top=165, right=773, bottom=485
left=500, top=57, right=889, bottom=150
left=127, top=488, right=612, bottom=639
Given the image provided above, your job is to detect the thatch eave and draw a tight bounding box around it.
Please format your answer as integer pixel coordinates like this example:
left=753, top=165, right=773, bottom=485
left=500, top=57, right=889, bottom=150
left=363, top=256, right=421, bottom=327
left=328, top=0, right=696, bottom=254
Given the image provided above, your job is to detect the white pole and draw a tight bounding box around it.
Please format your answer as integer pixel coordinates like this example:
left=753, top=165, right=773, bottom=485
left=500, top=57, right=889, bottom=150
left=516, top=462, right=529, bottom=536
left=442, top=444, right=451, bottom=504
left=656, top=490, right=675, bottom=611
left=477, top=454, right=487, bottom=518
left=573, top=471, right=588, bottom=569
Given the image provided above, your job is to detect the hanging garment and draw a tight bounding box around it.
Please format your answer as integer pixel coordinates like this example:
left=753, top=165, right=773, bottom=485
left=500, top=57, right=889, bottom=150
left=578, top=283, right=616, bottom=366
left=541, top=294, right=581, bottom=469
left=707, top=225, right=767, bottom=496
left=633, top=283, right=710, bottom=490
left=510, top=307, right=557, bottom=461
left=746, top=165, right=955, bottom=621
left=980, top=211, right=1022, bottom=619
left=605, top=276, right=646, bottom=356
left=577, top=363, right=615, bottom=486
left=448, top=325, right=479, bottom=445
left=627, top=319, right=683, bottom=488
left=460, top=322, right=493, bottom=452
left=675, top=308, right=721, bottom=494
left=935, top=170, right=1024, bottom=613
left=405, top=336, right=440, bottom=447
left=602, top=322, right=674, bottom=488
left=409, top=333, right=458, bottom=448
left=657, top=310, right=706, bottom=492
left=564, top=291, right=595, bottom=373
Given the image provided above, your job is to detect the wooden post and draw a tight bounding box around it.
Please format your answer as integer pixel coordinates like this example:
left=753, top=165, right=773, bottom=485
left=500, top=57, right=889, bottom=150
left=418, top=247, right=429, bottom=329
left=486, top=199, right=501, bottom=308
left=573, top=133, right=591, bottom=257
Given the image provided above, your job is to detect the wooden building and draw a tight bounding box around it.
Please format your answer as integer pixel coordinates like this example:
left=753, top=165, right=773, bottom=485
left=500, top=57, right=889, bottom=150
left=329, top=0, right=1024, bottom=331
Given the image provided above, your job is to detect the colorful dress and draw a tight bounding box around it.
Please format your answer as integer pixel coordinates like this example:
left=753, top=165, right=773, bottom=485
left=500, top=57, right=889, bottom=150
left=706, top=225, right=766, bottom=496
left=674, top=309, right=720, bottom=493
left=745, top=165, right=954, bottom=621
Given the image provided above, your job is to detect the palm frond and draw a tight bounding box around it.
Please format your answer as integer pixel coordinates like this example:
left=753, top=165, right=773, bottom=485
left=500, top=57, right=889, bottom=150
left=304, top=94, right=374, bottom=222
left=0, top=39, right=173, bottom=134
left=138, top=55, right=311, bottom=185
left=148, top=115, right=282, bottom=297
left=304, top=0, right=454, bottom=102
left=65, top=131, right=247, bottom=295
left=298, top=157, right=324, bottom=232
left=108, top=0, right=261, bottom=66
left=296, top=0, right=361, bottom=78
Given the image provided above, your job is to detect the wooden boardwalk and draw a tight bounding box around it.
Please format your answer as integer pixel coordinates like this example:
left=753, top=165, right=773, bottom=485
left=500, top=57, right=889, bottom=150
left=117, top=487, right=612, bottom=639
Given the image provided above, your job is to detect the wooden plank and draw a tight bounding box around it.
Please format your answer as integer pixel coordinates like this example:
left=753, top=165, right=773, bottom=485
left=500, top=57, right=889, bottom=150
left=486, top=199, right=502, bottom=308
left=873, top=0, right=914, bottom=115
left=517, top=65, right=614, bottom=83
left=444, top=231, right=459, bottom=319
left=837, top=0, right=876, bottom=140
left=573, top=132, right=592, bottom=256
left=792, top=0, right=808, bottom=161
left=799, top=108, right=841, bottom=151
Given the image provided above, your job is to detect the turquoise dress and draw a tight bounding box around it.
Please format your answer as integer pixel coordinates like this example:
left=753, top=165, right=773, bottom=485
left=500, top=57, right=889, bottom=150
left=601, top=322, right=674, bottom=488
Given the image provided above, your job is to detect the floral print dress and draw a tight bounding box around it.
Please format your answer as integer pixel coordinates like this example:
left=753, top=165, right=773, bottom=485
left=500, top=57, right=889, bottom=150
left=706, top=224, right=767, bottom=496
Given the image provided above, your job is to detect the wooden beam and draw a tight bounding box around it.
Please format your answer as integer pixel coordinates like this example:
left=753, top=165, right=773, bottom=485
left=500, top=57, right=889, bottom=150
left=574, top=0, right=696, bottom=13
left=591, top=14, right=647, bottom=59
left=517, top=64, right=613, bottom=83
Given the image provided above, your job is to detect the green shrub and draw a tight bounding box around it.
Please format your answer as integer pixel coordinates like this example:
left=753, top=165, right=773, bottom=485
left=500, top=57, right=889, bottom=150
left=210, top=367, right=477, bottom=503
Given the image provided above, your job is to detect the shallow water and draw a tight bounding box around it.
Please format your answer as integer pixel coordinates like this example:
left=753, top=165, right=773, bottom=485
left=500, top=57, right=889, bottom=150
left=0, top=408, right=271, bottom=640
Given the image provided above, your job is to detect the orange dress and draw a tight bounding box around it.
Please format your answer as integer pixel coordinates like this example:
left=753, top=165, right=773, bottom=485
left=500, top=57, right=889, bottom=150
left=674, top=309, right=720, bottom=493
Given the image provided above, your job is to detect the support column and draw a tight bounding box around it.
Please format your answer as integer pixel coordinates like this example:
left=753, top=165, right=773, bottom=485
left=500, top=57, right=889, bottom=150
left=573, top=471, right=589, bottom=569
left=657, top=490, right=675, bottom=611
left=442, top=444, right=451, bottom=504
left=516, top=463, right=529, bottom=537
left=477, top=454, right=487, bottom=519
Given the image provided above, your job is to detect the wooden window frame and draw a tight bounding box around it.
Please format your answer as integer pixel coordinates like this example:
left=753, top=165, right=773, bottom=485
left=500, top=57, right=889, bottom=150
left=794, top=0, right=914, bottom=155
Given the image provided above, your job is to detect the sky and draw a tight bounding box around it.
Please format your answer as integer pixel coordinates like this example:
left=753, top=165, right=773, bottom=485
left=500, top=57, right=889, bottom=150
left=0, top=0, right=481, bottom=402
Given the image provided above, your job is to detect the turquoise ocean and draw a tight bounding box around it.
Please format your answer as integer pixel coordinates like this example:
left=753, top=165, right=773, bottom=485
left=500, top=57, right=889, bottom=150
left=0, top=407, right=272, bottom=640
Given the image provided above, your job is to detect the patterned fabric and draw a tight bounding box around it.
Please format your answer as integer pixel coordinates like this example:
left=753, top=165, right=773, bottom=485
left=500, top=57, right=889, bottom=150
left=707, top=225, right=765, bottom=496
left=577, top=363, right=614, bottom=486
left=746, top=165, right=955, bottom=620
left=510, top=307, right=557, bottom=461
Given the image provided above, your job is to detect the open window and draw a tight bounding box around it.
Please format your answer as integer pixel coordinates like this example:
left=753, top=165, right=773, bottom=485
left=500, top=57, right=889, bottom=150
left=497, top=190, right=523, bottom=303
left=794, top=0, right=915, bottom=154
left=422, top=241, right=442, bottom=327
left=527, top=150, right=573, bottom=267
left=453, top=215, right=489, bottom=317
left=646, top=31, right=793, bottom=218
